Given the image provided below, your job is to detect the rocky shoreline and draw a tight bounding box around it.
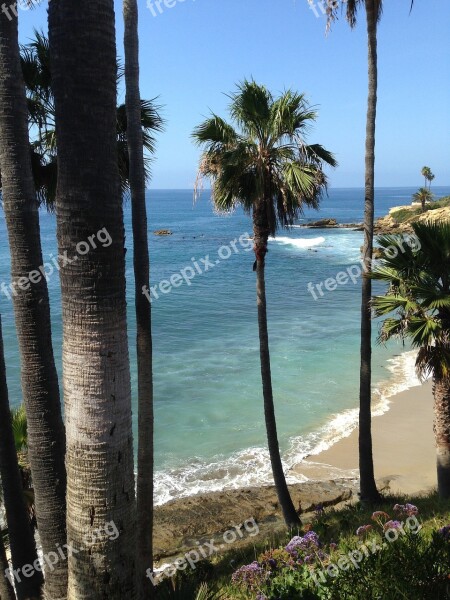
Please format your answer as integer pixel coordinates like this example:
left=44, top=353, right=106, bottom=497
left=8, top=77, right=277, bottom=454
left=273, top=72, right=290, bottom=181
left=153, top=478, right=371, bottom=562
left=303, top=202, right=450, bottom=235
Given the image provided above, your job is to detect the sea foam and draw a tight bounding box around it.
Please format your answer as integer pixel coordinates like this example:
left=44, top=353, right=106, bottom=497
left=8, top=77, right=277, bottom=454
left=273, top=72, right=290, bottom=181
left=154, top=350, right=422, bottom=505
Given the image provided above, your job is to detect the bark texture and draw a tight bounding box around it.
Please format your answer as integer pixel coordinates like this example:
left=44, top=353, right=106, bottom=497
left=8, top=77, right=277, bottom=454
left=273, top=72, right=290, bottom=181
left=0, top=316, right=42, bottom=600
left=359, top=0, right=381, bottom=504
left=0, top=10, right=67, bottom=600
left=0, top=533, right=15, bottom=600
left=433, top=377, right=450, bottom=499
left=123, top=1, right=155, bottom=596
left=253, top=201, right=300, bottom=528
left=48, top=0, right=137, bottom=597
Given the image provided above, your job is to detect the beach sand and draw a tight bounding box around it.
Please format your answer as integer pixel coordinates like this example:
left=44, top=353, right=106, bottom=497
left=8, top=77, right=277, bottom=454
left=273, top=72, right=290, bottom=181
left=291, top=380, right=436, bottom=496
left=154, top=381, right=437, bottom=560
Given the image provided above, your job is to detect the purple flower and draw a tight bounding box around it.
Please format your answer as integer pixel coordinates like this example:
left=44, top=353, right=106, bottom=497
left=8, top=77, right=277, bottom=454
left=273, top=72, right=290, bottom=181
left=232, top=561, right=268, bottom=591
left=405, top=504, right=419, bottom=516
left=285, top=532, right=320, bottom=556
left=438, top=525, right=450, bottom=541
left=356, top=525, right=373, bottom=537
left=393, top=503, right=419, bottom=516
left=384, top=520, right=402, bottom=531
left=329, top=542, right=338, bottom=551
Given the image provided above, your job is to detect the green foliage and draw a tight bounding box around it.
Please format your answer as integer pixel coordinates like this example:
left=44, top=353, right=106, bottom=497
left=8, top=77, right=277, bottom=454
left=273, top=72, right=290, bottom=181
left=324, top=529, right=450, bottom=600
left=390, top=196, right=450, bottom=224
left=227, top=496, right=450, bottom=600
left=155, top=579, right=226, bottom=600
left=193, top=80, right=336, bottom=237
left=0, top=30, right=164, bottom=208
left=371, top=222, right=450, bottom=380
left=10, top=404, right=28, bottom=454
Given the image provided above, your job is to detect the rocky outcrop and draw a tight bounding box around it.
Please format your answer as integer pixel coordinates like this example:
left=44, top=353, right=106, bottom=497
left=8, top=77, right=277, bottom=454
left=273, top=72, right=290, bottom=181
left=153, top=479, right=358, bottom=561
left=374, top=206, right=450, bottom=235
left=306, top=218, right=338, bottom=228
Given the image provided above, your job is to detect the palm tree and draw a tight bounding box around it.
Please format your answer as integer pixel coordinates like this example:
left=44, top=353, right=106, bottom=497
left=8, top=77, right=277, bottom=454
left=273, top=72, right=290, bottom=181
left=193, top=81, right=336, bottom=527
left=372, top=221, right=450, bottom=498
left=413, top=187, right=434, bottom=212
left=9, top=30, right=163, bottom=209
left=0, top=315, right=42, bottom=600
left=48, top=0, right=137, bottom=596
left=326, top=0, right=418, bottom=503
left=0, top=8, right=68, bottom=599
left=0, top=532, right=15, bottom=600
left=421, top=166, right=435, bottom=190
left=123, top=0, right=160, bottom=597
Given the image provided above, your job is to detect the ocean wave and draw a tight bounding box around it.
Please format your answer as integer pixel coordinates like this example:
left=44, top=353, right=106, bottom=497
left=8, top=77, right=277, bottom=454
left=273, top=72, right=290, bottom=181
left=269, top=236, right=326, bottom=249
left=154, top=350, right=422, bottom=505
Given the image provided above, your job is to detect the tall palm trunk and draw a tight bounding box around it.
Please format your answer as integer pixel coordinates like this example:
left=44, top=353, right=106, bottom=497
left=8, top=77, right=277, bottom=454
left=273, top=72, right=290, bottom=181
left=123, top=2, right=155, bottom=597
left=0, top=315, right=42, bottom=600
left=253, top=203, right=300, bottom=528
left=48, top=0, right=137, bottom=597
left=359, top=0, right=381, bottom=504
left=0, top=532, right=15, bottom=600
left=433, top=378, right=450, bottom=499
left=0, top=10, right=68, bottom=599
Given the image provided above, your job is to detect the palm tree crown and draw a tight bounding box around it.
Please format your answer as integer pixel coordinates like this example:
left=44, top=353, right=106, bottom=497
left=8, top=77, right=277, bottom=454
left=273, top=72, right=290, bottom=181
left=372, top=222, right=450, bottom=380
left=193, top=80, right=337, bottom=234
left=1, top=30, right=165, bottom=208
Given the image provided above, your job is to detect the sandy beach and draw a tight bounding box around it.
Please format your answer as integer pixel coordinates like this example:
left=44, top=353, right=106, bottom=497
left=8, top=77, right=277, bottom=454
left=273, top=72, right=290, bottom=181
left=291, top=380, right=436, bottom=495
left=154, top=380, right=437, bottom=559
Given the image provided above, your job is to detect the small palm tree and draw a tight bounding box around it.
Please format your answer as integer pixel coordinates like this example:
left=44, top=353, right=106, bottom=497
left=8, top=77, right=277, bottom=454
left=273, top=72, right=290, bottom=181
left=193, top=81, right=336, bottom=527
left=413, top=187, right=434, bottom=212
left=372, top=221, right=450, bottom=498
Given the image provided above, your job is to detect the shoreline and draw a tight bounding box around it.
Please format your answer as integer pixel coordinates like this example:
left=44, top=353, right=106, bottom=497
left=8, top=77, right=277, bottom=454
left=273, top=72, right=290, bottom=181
left=290, top=379, right=435, bottom=496
left=153, top=373, right=437, bottom=560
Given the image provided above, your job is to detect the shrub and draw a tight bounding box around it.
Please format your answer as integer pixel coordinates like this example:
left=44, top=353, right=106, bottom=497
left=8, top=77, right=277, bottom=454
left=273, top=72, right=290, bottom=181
left=231, top=504, right=450, bottom=600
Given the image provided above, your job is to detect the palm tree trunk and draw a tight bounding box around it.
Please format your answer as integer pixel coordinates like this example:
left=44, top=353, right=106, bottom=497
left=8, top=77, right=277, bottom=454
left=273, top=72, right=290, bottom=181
left=123, top=1, right=155, bottom=597
left=433, top=378, right=450, bottom=499
left=0, top=10, right=68, bottom=599
left=0, top=533, right=15, bottom=600
left=253, top=205, right=300, bottom=528
left=0, top=315, right=42, bottom=600
left=48, top=1, right=137, bottom=597
left=359, top=0, right=381, bottom=504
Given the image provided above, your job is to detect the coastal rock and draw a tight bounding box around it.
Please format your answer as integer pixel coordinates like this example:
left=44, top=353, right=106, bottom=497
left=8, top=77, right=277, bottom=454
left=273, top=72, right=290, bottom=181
left=306, top=218, right=338, bottom=228
left=153, top=479, right=358, bottom=561
left=374, top=204, right=450, bottom=235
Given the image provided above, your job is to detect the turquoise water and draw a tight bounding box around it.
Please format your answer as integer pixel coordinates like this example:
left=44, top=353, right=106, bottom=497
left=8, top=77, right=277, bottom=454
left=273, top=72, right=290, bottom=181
left=1, top=187, right=449, bottom=504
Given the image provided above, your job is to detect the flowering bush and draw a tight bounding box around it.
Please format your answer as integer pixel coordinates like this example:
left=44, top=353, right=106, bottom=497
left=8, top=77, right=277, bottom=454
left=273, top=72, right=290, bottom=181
left=230, top=503, right=450, bottom=600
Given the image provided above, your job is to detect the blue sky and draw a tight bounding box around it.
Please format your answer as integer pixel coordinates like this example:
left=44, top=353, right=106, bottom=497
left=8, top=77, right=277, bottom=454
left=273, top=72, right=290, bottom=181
left=18, top=0, right=450, bottom=188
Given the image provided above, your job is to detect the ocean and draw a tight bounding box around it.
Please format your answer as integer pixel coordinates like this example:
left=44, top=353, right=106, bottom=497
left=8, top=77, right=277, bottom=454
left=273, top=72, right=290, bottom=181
left=1, top=187, right=449, bottom=505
